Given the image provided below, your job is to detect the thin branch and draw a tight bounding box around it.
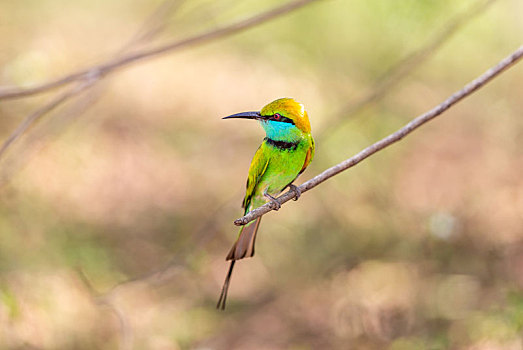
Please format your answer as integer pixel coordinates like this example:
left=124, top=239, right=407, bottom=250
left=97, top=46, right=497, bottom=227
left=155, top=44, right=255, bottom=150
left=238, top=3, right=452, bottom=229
left=316, top=0, right=499, bottom=140
left=0, top=79, right=96, bottom=160
left=0, top=0, right=320, bottom=101
left=117, top=0, right=184, bottom=53
left=0, top=79, right=103, bottom=188
left=0, top=1, right=183, bottom=165
left=235, top=45, right=523, bottom=226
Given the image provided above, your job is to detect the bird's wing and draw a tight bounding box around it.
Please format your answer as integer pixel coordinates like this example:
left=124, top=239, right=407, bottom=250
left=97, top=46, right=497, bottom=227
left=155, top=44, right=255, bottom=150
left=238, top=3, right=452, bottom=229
left=298, top=137, right=315, bottom=175
left=242, top=142, right=270, bottom=212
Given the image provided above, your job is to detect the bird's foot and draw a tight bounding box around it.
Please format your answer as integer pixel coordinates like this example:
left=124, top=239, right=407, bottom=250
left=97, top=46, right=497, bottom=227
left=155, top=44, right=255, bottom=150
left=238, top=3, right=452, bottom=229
left=264, top=191, right=281, bottom=211
left=288, top=184, right=301, bottom=201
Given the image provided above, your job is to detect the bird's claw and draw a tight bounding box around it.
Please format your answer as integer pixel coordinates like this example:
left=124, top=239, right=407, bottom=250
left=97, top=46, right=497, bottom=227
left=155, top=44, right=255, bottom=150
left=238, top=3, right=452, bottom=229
left=289, top=184, right=301, bottom=201
left=264, top=192, right=281, bottom=211
left=270, top=201, right=281, bottom=211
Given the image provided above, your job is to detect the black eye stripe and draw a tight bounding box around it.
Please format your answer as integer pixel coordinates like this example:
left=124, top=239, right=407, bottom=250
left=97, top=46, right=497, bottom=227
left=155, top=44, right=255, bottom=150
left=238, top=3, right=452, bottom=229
left=268, top=114, right=294, bottom=124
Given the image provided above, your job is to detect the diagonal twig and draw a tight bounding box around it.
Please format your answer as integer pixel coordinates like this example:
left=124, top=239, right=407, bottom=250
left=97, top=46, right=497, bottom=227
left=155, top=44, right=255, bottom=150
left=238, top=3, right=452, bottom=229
left=234, top=45, right=523, bottom=226
left=118, top=0, right=184, bottom=54
left=0, top=0, right=320, bottom=101
left=0, top=79, right=103, bottom=188
left=0, top=79, right=97, bottom=160
left=0, top=0, right=184, bottom=165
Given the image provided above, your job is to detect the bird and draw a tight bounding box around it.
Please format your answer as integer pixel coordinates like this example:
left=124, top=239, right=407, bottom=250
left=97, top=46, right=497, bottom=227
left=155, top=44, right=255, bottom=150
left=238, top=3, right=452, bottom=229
left=217, top=97, right=315, bottom=310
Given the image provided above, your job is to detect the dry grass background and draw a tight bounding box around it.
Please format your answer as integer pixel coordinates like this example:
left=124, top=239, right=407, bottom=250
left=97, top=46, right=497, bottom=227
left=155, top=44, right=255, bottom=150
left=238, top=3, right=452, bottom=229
left=0, top=0, right=523, bottom=349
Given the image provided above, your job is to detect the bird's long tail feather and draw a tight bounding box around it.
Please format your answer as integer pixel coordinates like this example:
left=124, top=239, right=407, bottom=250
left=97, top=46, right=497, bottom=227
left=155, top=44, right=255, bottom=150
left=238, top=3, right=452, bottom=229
left=217, top=217, right=262, bottom=310
left=216, top=260, right=235, bottom=310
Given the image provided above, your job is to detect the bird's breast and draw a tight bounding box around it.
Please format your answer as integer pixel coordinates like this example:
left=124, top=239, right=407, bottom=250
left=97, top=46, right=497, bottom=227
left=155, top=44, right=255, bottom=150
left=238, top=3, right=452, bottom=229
left=261, top=140, right=310, bottom=196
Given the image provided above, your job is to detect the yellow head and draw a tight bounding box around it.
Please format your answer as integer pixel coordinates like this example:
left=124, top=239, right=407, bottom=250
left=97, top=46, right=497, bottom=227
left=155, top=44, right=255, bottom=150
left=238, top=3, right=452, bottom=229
left=260, top=98, right=311, bottom=133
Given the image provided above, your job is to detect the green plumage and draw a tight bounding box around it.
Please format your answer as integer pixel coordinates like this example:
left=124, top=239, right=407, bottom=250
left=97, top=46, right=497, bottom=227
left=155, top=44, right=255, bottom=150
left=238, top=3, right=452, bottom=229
left=243, top=136, right=314, bottom=214
left=217, top=98, right=315, bottom=309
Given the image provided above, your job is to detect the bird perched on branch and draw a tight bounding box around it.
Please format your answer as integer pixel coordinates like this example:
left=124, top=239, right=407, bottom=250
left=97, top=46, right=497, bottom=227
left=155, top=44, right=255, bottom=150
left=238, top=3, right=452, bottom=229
left=217, top=98, right=315, bottom=309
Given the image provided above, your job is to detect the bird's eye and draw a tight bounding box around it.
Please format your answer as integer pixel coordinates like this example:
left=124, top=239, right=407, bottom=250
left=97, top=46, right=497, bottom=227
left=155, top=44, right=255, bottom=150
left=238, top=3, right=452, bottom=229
left=273, top=113, right=281, bottom=120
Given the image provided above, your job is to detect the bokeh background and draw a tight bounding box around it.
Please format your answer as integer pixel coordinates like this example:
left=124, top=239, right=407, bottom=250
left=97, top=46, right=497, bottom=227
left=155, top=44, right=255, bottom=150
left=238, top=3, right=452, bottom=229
left=1, top=0, right=523, bottom=349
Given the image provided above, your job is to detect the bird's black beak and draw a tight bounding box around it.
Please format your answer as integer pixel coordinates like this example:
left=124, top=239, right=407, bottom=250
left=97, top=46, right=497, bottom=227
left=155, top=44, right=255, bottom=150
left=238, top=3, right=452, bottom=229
left=222, top=111, right=261, bottom=120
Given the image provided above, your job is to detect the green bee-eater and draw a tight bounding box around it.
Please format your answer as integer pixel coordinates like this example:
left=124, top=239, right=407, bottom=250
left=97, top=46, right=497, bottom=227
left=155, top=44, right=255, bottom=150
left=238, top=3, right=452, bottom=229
left=217, top=98, right=315, bottom=309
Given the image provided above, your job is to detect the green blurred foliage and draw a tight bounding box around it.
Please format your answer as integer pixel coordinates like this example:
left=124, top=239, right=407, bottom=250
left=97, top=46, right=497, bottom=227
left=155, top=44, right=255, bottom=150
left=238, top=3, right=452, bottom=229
left=0, top=0, right=523, bottom=349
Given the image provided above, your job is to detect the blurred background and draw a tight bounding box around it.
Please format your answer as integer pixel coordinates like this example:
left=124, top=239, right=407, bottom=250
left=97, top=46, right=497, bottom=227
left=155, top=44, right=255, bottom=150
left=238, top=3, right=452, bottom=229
left=1, top=0, right=523, bottom=349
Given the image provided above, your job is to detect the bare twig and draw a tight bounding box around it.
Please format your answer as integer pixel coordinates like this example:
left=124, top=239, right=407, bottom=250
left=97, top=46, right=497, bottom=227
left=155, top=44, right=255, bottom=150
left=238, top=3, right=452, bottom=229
left=0, top=0, right=178, bottom=164
left=235, top=45, right=523, bottom=226
left=0, top=1, right=184, bottom=168
left=118, top=0, right=183, bottom=53
left=0, top=79, right=103, bottom=188
left=0, top=0, right=319, bottom=100
left=0, top=79, right=96, bottom=160
left=316, top=0, right=499, bottom=140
